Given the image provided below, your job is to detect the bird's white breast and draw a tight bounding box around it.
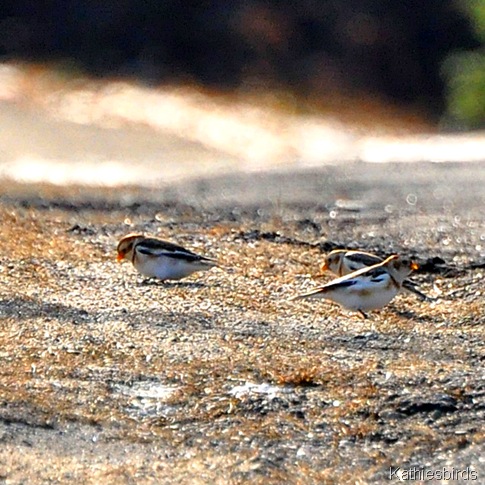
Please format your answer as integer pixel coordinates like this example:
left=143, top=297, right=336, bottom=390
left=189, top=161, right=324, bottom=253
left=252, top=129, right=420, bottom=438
left=325, top=274, right=399, bottom=311
left=134, top=254, right=199, bottom=280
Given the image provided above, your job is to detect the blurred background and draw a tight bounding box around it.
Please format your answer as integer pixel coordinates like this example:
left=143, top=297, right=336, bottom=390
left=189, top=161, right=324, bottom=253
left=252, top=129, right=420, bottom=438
left=0, top=0, right=484, bottom=185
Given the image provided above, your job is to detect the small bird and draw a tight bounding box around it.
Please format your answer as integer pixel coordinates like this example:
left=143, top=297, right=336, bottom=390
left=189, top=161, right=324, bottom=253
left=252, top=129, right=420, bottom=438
left=291, top=255, right=418, bottom=318
left=319, top=249, right=428, bottom=301
left=117, top=233, right=218, bottom=281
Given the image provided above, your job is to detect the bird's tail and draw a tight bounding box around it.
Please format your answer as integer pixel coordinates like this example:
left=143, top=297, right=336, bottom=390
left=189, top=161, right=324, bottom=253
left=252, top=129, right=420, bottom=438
left=194, top=257, right=219, bottom=270
left=402, top=279, right=430, bottom=301
left=288, top=287, right=327, bottom=301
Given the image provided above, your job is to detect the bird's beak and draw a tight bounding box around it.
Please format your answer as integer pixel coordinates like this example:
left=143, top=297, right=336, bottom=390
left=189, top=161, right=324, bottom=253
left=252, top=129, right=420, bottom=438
left=117, top=252, right=124, bottom=262
left=313, top=262, right=329, bottom=278
left=411, top=262, right=419, bottom=271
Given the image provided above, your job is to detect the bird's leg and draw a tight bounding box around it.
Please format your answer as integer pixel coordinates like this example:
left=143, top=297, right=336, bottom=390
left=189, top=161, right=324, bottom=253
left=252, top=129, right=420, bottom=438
left=358, top=310, right=368, bottom=319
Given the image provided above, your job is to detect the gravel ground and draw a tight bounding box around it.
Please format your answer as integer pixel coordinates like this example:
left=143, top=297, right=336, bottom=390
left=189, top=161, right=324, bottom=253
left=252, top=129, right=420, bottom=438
left=0, top=161, right=484, bottom=484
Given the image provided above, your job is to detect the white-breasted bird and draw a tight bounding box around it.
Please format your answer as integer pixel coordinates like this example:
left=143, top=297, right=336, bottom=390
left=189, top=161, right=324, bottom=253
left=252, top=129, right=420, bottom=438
left=117, top=233, right=217, bottom=281
left=292, top=254, right=419, bottom=318
left=319, top=249, right=428, bottom=300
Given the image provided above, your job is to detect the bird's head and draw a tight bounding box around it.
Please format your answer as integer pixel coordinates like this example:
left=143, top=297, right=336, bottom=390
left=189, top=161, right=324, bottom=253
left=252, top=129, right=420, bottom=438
left=117, top=233, right=145, bottom=261
left=385, top=255, right=419, bottom=281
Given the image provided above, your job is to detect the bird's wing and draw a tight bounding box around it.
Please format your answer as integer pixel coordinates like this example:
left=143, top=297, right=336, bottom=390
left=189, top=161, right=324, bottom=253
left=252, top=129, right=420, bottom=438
left=291, top=266, right=389, bottom=300
left=137, top=237, right=192, bottom=254
left=345, top=251, right=383, bottom=267
left=323, top=267, right=389, bottom=290
left=136, top=238, right=216, bottom=264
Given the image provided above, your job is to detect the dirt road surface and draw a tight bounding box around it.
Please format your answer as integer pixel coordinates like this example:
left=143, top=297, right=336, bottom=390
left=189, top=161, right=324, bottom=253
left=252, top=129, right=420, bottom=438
left=0, top=91, right=484, bottom=483
left=0, top=160, right=484, bottom=484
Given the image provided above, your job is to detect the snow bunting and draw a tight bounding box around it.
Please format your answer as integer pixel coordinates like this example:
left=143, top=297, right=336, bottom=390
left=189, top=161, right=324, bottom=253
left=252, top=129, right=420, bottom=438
left=320, top=249, right=428, bottom=300
left=292, top=255, right=418, bottom=318
left=117, top=233, right=217, bottom=281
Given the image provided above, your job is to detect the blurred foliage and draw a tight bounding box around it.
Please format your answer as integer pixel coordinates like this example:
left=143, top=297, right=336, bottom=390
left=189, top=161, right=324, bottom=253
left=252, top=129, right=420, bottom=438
left=0, top=1, right=480, bottom=121
left=444, top=1, right=485, bottom=128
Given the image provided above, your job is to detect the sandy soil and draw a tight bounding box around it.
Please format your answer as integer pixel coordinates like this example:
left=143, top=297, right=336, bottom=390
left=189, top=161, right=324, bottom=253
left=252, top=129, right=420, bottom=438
left=0, top=161, right=484, bottom=484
